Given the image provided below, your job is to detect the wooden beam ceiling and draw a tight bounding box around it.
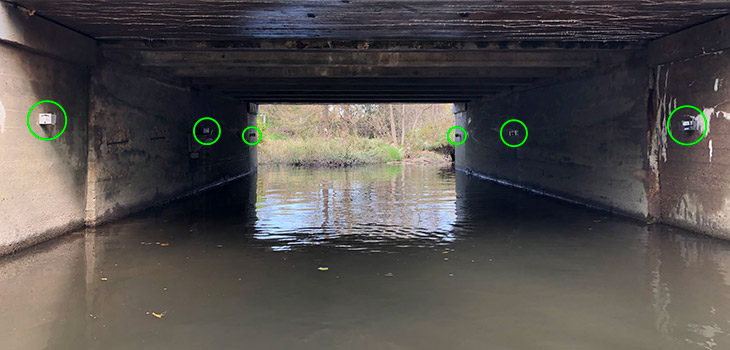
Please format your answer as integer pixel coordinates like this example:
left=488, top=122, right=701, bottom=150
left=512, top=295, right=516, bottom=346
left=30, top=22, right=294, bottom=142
left=9, top=0, right=729, bottom=103
left=10, top=1, right=730, bottom=41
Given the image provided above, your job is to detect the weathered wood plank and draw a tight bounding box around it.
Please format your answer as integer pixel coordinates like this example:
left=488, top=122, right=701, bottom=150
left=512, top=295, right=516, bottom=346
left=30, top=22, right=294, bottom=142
left=13, top=0, right=730, bottom=41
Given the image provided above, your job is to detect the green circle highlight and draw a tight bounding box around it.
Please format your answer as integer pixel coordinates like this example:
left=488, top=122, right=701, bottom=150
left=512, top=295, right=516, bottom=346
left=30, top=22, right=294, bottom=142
left=447, top=126, right=467, bottom=146
left=500, top=119, right=528, bottom=148
left=193, top=117, right=221, bottom=145
left=26, top=100, right=68, bottom=141
left=667, top=105, right=708, bottom=146
left=242, top=126, right=262, bottom=145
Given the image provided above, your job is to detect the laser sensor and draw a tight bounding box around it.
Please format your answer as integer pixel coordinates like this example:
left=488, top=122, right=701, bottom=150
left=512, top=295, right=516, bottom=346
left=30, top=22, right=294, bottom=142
left=681, top=119, right=699, bottom=132
left=38, top=113, right=57, bottom=125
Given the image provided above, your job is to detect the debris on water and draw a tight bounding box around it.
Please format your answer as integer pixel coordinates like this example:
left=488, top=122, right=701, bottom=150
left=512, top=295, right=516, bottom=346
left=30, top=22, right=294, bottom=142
left=449, top=273, right=454, bottom=277
left=163, top=287, right=167, bottom=291
left=318, top=266, right=329, bottom=271
left=442, top=251, right=449, bottom=254
left=593, top=219, right=602, bottom=223
left=141, top=242, right=169, bottom=246
left=216, top=245, right=223, bottom=248
left=100, top=277, right=108, bottom=281
left=384, top=272, right=394, bottom=277
left=471, top=259, right=475, bottom=263
left=150, top=311, right=166, bottom=319
left=443, top=257, right=449, bottom=261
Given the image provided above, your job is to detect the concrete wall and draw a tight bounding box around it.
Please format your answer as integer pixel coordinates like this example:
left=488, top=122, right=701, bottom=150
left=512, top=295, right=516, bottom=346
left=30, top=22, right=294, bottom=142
left=0, top=3, right=93, bottom=255
left=84, top=57, right=257, bottom=225
left=0, top=4, right=257, bottom=255
left=648, top=16, right=730, bottom=239
left=456, top=56, right=653, bottom=219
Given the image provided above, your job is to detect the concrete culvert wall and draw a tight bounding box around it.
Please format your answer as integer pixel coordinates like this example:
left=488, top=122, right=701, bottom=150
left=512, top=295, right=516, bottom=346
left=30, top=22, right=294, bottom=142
left=3, top=0, right=730, bottom=256
left=649, top=16, right=730, bottom=239
left=0, top=37, right=91, bottom=255
left=454, top=15, right=730, bottom=239
left=84, top=57, right=257, bottom=225
left=0, top=2, right=257, bottom=256
left=455, top=55, right=653, bottom=220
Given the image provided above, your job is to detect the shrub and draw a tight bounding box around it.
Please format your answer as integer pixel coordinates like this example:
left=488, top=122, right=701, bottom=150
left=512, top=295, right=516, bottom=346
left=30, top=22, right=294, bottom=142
left=258, top=137, right=403, bottom=166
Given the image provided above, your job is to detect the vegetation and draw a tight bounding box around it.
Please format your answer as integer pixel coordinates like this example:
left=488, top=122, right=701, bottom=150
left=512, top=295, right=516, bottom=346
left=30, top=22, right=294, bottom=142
left=257, top=104, right=454, bottom=166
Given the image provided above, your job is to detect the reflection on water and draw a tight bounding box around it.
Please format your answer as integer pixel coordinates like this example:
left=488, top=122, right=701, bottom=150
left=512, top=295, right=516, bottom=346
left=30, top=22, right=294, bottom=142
left=254, top=166, right=457, bottom=251
left=1, top=165, right=730, bottom=350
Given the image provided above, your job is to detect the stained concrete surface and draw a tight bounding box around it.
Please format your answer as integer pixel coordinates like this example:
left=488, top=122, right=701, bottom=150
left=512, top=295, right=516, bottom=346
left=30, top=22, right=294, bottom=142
left=0, top=41, right=90, bottom=255
left=652, top=36, right=730, bottom=239
left=0, top=4, right=258, bottom=256
left=454, top=14, right=730, bottom=238
left=85, top=57, right=257, bottom=225
left=455, top=55, right=652, bottom=219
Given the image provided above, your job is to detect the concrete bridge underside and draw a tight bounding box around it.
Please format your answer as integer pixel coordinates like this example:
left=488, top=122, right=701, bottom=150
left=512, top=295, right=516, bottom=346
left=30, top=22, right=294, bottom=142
left=2, top=0, right=730, bottom=255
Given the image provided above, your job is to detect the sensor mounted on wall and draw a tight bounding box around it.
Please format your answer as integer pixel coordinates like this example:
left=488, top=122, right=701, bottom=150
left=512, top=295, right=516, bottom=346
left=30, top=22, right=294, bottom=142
left=38, top=113, right=57, bottom=125
left=681, top=119, right=699, bottom=132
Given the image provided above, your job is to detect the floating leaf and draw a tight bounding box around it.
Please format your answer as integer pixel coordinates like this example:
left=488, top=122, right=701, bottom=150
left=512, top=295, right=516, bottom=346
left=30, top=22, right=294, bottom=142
left=318, top=267, right=329, bottom=271
left=151, top=312, right=166, bottom=319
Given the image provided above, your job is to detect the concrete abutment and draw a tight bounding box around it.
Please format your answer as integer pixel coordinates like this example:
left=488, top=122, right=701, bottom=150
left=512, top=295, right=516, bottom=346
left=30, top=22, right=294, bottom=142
left=456, top=15, right=730, bottom=239
left=0, top=2, right=258, bottom=256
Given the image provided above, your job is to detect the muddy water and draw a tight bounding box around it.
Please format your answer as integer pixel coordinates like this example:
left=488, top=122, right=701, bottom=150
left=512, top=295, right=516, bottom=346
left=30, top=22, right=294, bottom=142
left=2, top=165, right=730, bottom=350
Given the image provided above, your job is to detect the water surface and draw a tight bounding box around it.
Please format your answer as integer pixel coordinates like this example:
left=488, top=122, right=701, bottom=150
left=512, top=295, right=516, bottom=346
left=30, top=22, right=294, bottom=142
left=2, top=165, right=730, bottom=350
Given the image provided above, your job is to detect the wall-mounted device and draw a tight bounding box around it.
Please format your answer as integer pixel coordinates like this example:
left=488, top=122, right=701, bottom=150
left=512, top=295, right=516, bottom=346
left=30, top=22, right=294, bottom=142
left=681, top=119, right=699, bottom=132
left=39, top=113, right=57, bottom=125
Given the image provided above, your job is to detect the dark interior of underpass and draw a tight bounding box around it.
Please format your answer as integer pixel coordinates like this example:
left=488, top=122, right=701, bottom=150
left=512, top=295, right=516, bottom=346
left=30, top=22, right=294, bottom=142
left=3, top=1, right=730, bottom=349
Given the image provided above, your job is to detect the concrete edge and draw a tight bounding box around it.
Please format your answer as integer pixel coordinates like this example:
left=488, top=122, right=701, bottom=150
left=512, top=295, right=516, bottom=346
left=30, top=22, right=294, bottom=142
left=455, top=166, right=651, bottom=223
left=0, top=220, right=85, bottom=257
left=0, top=168, right=257, bottom=258
left=87, top=168, right=259, bottom=228
left=660, top=216, right=730, bottom=242
left=457, top=166, right=730, bottom=241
